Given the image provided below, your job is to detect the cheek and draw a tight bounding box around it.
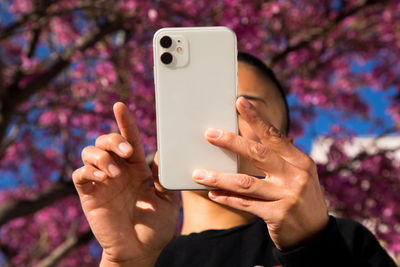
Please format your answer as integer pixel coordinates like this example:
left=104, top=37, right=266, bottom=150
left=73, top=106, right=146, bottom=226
left=238, top=116, right=260, bottom=142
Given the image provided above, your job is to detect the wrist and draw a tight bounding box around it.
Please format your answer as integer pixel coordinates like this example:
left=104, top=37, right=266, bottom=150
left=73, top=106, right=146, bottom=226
left=100, top=251, right=158, bottom=267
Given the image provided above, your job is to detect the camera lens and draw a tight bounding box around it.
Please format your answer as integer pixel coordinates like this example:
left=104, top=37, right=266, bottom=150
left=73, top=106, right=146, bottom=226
left=160, top=36, right=172, bottom=48
left=161, top=52, right=173, bottom=64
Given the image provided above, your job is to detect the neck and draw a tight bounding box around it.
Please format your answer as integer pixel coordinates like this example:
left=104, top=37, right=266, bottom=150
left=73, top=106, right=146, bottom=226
left=180, top=191, right=256, bottom=235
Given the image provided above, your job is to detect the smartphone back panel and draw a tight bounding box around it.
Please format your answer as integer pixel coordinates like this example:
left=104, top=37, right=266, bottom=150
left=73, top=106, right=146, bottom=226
left=153, top=27, right=238, bottom=190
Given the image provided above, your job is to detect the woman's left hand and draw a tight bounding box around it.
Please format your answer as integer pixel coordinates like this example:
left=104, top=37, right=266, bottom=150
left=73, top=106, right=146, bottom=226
left=192, top=96, right=329, bottom=251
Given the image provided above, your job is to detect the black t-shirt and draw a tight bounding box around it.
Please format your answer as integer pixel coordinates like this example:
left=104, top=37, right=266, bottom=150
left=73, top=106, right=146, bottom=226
left=155, top=216, right=397, bottom=267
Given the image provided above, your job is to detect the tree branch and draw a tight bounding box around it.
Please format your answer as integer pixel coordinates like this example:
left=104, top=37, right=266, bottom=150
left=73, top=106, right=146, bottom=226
left=318, top=145, right=400, bottom=177
left=0, top=9, right=41, bottom=40
left=36, top=230, right=93, bottom=267
left=0, top=59, right=4, bottom=98
left=270, top=0, right=386, bottom=65
left=0, top=242, right=16, bottom=267
left=0, top=181, right=76, bottom=227
left=25, top=23, right=42, bottom=58
left=0, top=124, right=19, bottom=159
left=0, top=155, right=155, bottom=226
left=4, top=17, right=45, bottom=109
left=0, top=17, right=127, bottom=147
left=0, top=1, right=99, bottom=41
left=8, top=19, right=124, bottom=106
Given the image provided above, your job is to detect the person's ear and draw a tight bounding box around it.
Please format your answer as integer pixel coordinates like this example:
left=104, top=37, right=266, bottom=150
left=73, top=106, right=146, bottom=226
left=287, top=136, right=294, bottom=144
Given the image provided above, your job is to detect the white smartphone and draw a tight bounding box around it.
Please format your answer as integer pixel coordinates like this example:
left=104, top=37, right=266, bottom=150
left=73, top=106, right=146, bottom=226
left=153, top=26, right=238, bottom=190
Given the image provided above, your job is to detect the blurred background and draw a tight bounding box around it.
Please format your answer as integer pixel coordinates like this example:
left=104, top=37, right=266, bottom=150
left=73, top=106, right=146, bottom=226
left=0, top=0, right=399, bottom=265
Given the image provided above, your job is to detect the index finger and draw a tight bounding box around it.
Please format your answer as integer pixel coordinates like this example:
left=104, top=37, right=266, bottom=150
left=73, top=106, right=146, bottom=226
left=192, top=169, right=282, bottom=201
left=236, top=97, right=312, bottom=169
left=113, top=102, right=146, bottom=163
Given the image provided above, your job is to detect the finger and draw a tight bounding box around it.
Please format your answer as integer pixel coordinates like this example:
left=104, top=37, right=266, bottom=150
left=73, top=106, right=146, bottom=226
left=81, top=145, right=121, bottom=178
left=207, top=190, right=273, bottom=219
left=236, top=97, right=312, bottom=169
left=72, top=165, right=107, bottom=194
left=151, top=152, right=172, bottom=195
left=152, top=151, right=163, bottom=192
left=95, top=133, right=133, bottom=159
left=192, top=169, right=283, bottom=200
left=113, top=102, right=146, bottom=163
left=205, top=128, right=286, bottom=176
left=73, top=165, right=107, bottom=184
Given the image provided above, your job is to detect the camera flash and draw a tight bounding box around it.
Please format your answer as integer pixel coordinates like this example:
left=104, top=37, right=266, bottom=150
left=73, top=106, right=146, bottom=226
left=176, top=46, right=183, bottom=53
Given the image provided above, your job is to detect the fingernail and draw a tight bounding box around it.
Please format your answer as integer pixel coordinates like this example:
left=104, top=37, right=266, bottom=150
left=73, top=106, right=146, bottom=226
left=206, top=128, right=222, bottom=139
left=108, top=164, right=120, bottom=177
left=192, top=169, right=208, bottom=180
left=118, top=142, right=132, bottom=155
left=93, top=170, right=106, bottom=179
left=238, top=97, right=251, bottom=108
left=209, top=191, right=217, bottom=199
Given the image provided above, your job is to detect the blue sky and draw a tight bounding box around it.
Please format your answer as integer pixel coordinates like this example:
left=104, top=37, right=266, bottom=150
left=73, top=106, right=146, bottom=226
left=294, top=86, right=396, bottom=154
left=293, top=60, right=397, bottom=153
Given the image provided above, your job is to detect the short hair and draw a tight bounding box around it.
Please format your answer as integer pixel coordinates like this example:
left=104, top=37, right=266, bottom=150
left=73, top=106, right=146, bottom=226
left=238, top=52, right=290, bottom=135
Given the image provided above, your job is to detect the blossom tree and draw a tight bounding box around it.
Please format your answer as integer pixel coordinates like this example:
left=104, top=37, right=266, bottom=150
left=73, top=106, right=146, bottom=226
left=0, top=0, right=399, bottom=265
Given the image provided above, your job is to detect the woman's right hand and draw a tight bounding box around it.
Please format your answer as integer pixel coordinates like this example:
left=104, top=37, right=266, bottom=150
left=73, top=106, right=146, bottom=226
left=72, top=102, right=180, bottom=267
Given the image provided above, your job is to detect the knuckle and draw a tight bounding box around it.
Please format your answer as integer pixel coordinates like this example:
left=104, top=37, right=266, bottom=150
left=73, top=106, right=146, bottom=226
left=303, top=155, right=315, bottom=170
left=249, top=143, right=268, bottom=162
left=295, top=170, right=310, bottom=189
left=107, top=133, right=123, bottom=144
left=94, top=150, right=110, bottom=166
left=222, top=131, right=235, bottom=143
left=236, top=197, right=252, bottom=208
left=265, top=125, right=283, bottom=143
left=206, top=171, right=218, bottom=185
left=72, top=167, right=85, bottom=183
left=95, top=133, right=122, bottom=147
left=283, top=179, right=306, bottom=210
left=235, top=175, right=254, bottom=190
left=257, top=118, right=270, bottom=133
left=71, top=169, right=80, bottom=182
left=95, top=134, right=107, bottom=146
left=81, top=146, right=95, bottom=161
left=286, top=192, right=301, bottom=208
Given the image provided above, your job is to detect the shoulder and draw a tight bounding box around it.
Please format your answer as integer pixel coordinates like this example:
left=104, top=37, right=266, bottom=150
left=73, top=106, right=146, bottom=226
left=332, top=216, right=397, bottom=265
left=274, top=216, right=397, bottom=267
left=334, top=217, right=379, bottom=248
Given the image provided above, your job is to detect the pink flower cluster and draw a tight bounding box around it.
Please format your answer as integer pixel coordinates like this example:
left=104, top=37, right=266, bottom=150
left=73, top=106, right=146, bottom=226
left=319, top=139, right=400, bottom=256
left=0, top=0, right=399, bottom=264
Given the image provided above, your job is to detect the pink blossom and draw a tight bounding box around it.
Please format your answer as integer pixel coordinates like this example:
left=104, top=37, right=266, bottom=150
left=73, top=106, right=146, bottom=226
left=1, top=0, right=400, bottom=264
left=50, top=16, right=78, bottom=45
left=21, top=55, right=39, bottom=70
left=120, top=0, right=137, bottom=11
left=39, top=111, right=58, bottom=125
left=10, top=0, right=32, bottom=14
left=148, top=8, right=158, bottom=21
left=95, top=62, right=117, bottom=85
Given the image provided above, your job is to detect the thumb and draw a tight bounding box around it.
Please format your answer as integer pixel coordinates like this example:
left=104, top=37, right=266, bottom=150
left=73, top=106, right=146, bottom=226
left=152, top=151, right=166, bottom=193
left=113, top=102, right=146, bottom=163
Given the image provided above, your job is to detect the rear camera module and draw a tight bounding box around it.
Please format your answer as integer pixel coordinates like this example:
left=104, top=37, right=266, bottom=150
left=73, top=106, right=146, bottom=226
left=160, top=36, right=172, bottom=48
left=161, top=52, right=173, bottom=64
